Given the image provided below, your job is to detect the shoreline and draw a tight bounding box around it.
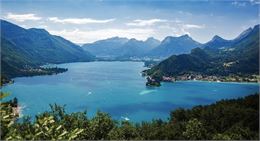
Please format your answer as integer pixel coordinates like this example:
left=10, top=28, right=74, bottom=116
left=144, top=74, right=260, bottom=86
left=163, top=79, right=260, bottom=85
left=1, top=67, right=68, bottom=87
left=2, top=61, right=259, bottom=87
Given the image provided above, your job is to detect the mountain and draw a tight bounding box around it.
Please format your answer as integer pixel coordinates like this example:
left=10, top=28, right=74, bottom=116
left=1, top=37, right=36, bottom=77
left=145, top=24, right=259, bottom=80
left=144, top=37, right=160, bottom=48
left=147, top=34, right=202, bottom=58
left=82, top=37, right=129, bottom=58
left=118, top=37, right=160, bottom=57
left=202, top=27, right=255, bottom=50
left=202, top=35, right=232, bottom=50
left=233, top=27, right=253, bottom=42
left=1, top=19, right=94, bottom=78
left=82, top=37, right=160, bottom=59
left=83, top=34, right=202, bottom=60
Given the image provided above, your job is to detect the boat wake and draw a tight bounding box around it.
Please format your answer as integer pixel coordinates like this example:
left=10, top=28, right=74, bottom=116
left=139, top=90, right=157, bottom=95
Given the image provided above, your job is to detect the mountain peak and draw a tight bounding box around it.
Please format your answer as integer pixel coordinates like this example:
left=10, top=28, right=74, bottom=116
left=109, top=36, right=120, bottom=39
left=162, top=34, right=196, bottom=44
left=212, top=35, right=223, bottom=40
left=28, top=28, right=49, bottom=34
left=234, top=27, right=253, bottom=41
left=178, top=34, right=193, bottom=41
left=145, top=37, right=160, bottom=43
left=162, top=36, right=174, bottom=44
left=179, top=34, right=190, bottom=38
left=145, top=37, right=160, bottom=48
left=27, top=28, right=51, bottom=38
left=107, top=36, right=128, bottom=41
left=129, top=38, right=138, bottom=42
left=146, top=37, right=156, bottom=41
left=253, top=24, right=259, bottom=30
left=209, top=35, right=229, bottom=43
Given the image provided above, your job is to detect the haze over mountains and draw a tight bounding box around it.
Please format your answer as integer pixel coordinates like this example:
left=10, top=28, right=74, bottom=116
left=82, top=34, right=202, bottom=59
left=83, top=27, right=256, bottom=60
left=82, top=37, right=160, bottom=59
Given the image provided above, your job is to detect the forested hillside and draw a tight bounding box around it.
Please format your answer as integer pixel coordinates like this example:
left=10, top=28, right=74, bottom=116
left=1, top=20, right=94, bottom=83
left=145, top=24, right=259, bottom=83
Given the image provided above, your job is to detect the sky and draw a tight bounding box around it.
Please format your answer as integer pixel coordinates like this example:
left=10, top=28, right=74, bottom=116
left=1, top=0, right=260, bottom=44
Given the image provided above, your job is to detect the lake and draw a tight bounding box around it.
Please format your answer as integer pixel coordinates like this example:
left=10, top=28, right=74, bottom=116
left=1, top=61, right=259, bottom=122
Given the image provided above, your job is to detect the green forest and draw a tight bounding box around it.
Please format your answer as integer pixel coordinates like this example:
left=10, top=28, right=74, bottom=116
left=1, top=93, right=258, bottom=140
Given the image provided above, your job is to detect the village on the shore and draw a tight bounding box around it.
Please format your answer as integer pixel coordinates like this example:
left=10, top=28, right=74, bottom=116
left=145, top=73, right=260, bottom=86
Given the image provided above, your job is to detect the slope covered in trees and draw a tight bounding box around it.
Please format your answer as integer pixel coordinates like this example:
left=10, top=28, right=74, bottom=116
left=1, top=20, right=94, bottom=64
left=1, top=20, right=94, bottom=83
left=1, top=93, right=258, bottom=140
left=145, top=24, right=259, bottom=83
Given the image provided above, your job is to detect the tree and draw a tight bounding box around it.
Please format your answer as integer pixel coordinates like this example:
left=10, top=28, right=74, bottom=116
left=213, top=133, right=231, bottom=140
left=108, top=121, right=138, bottom=140
left=89, top=111, right=115, bottom=139
left=170, top=108, right=189, bottom=122
left=13, top=97, right=18, bottom=107
left=183, top=118, right=207, bottom=140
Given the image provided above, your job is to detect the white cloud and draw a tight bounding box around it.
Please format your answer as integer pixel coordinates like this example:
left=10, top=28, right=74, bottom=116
left=183, top=24, right=205, bottom=29
left=47, top=22, right=205, bottom=43
left=231, top=1, right=247, bottom=7
left=19, top=24, right=48, bottom=29
left=48, top=17, right=115, bottom=24
left=177, top=11, right=192, bottom=16
left=48, top=28, right=155, bottom=43
left=5, top=13, right=42, bottom=22
left=173, top=19, right=182, bottom=23
left=126, top=19, right=167, bottom=26
left=37, top=25, right=48, bottom=29
left=19, top=24, right=29, bottom=29
left=249, top=0, right=260, bottom=5
left=157, top=23, right=206, bottom=38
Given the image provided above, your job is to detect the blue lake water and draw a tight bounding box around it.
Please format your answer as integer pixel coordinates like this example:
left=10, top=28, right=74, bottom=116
left=1, top=61, right=259, bottom=122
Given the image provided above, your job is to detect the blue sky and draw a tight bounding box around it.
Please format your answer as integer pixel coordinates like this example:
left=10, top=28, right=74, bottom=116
left=1, top=0, right=259, bottom=44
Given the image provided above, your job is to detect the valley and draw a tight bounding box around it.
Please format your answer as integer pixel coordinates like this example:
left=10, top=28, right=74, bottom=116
left=2, top=20, right=259, bottom=87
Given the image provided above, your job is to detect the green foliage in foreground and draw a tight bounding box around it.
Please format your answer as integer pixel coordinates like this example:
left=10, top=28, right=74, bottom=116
left=0, top=94, right=259, bottom=140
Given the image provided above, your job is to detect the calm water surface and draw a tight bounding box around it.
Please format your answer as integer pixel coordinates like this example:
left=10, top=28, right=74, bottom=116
left=2, top=62, right=259, bottom=122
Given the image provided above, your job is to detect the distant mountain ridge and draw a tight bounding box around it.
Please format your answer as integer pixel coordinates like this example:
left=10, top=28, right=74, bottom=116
left=82, top=26, right=259, bottom=60
left=82, top=34, right=202, bottom=59
left=202, top=26, right=257, bottom=50
left=82, top=36, right=160, bottom=59
left=82, top=37, right=129, bottom=58
left=118, top=37, right=160, bottom=58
